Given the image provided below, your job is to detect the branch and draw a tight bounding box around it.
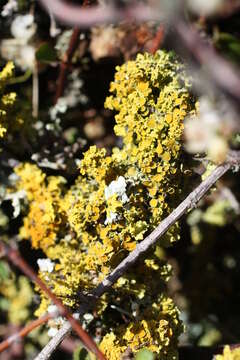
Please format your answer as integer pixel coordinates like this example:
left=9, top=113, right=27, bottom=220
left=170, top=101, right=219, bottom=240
left=38, top=0, right=161, bottom=28
left=35, top=322, right=72, bottom=360
left=0, top=313, right=52, bottom=352
left=54, top=28, right=80, bottom=103
left=0, top=242, right=106, bottom=360
left=54, top=0, right=94, bottom=103
left=36, top=150, right=240, bottom=360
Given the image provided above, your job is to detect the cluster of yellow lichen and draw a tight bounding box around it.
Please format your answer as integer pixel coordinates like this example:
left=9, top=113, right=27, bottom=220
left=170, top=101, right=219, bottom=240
left=99, top=295, right=182, bottom=360
left=15, top=51, right=196, bottom=358
left=0, top=62, right=16, bottom=137
left=15, top=163, right=66, bottom=251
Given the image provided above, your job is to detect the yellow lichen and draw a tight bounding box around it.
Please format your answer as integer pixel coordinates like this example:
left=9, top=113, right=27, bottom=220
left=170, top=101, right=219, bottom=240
left=0, top=62, right=16, bottom=137
left=15, top=50, right=196, bottom=358
left=100, top=295, right=182, bottom=359
left=15, top=163, right=66, bottom=250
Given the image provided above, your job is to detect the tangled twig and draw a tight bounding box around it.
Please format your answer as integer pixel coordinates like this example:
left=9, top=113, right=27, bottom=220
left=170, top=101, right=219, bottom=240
left=0, top=242, right=106, bottom=360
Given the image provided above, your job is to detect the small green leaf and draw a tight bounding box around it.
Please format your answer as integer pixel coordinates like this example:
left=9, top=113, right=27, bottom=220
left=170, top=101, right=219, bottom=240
left=135, top=348, right=156, bottom=360
left=36, top=43, right=57, bottom=63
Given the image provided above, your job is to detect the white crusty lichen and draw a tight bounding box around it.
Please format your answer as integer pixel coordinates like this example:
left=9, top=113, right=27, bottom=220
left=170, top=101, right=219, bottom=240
left=37, top=258, right=55, bottom=273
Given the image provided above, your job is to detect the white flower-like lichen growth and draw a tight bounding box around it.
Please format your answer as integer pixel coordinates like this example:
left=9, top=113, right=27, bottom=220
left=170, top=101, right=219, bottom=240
left=55, top=30, right=73, bottom=56
left=104, top=176, right=129, bottom=204
left=47, top=305, right=65, bottom=337
left=1, top=13, right=36, bottom=70
left=49, top=98, right=67, bottom=121
left=104, top=176, right=129, bottom=224
left=37, top=258, right=55, bottom=273
left=48, top=70, right=87, bottom=132
left=11, top=14, right=36, bottom=42
left=104, top=211, right=118, bottom=225
left=3, top=190, right=26, bottom=218
left=1, top=0, right=18, bottom=17
left=47, top=327, right=58, bottom=337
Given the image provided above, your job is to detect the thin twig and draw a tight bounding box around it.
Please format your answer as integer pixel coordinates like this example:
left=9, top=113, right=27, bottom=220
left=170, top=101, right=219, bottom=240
left=35, top=150, right=240, bottom=360
left=0, top=313, right=52, bottom=352
left=54, top=0, right=92, bottom=103
left=32, top=63, right=39, bottom=118
left=35, top=322, right=72, bottom=360
left=54, top=28, right=80, bottom=103
left=0, top=242, right=106, bottom=360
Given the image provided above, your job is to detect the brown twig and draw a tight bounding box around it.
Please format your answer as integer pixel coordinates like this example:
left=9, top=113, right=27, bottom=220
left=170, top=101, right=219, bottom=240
left=0, top=314, right=52, bottom=353
left=54, top=28, right=80, bottom=103
left=0, top=242, right=106, bottom=360
left=54, top=0, right=92, bottom=103
left=35, top=151, right=240, bottom=360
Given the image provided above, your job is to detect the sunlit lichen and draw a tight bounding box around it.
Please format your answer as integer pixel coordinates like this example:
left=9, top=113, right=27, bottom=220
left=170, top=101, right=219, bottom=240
left=0, top=61, right=16, bottom=137
left=15, top=163, right=66, bottom=251
left=15, top=50, right=196, bottom=358
left=100, top=295, right=183, bottom=359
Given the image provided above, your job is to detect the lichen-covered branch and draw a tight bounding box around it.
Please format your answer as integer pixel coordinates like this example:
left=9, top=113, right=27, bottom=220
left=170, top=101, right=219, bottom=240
left=91, top=153, right=239, bottom=293
left=35, top=150, right=240, bottom=360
